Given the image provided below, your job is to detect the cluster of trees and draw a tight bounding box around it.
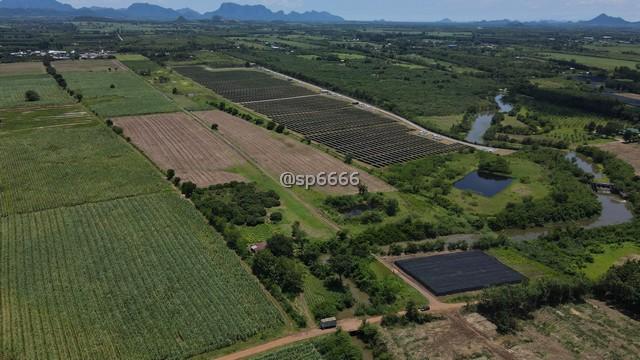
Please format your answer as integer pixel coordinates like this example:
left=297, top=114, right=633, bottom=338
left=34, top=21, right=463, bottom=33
left=606, top=66, right=640, bottom=94
left=517, top=221, right=640, bottom=275
left=312, top=330, right=362, bottom=360
left=354, top=217, right=458, bottom=246
left=489, top=148, right=601, bottom=230
left=476, top=277, right=590, bottom=333
left=357, top=322, right=392, bottom=360
left=190, top=182, right=281, bottom=227
left=324, top=191, right=399, bottom=224
left=515, top=82, right=639, bottom=124
left=24, top=90, right=40, bottom=102
left=594, top=260, right=640, bottom=316
left=478, top=153, right=511, bottom=175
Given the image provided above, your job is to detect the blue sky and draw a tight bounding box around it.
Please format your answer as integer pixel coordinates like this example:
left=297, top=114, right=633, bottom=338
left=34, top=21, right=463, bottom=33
left=62, top=0, right=640, bottom=22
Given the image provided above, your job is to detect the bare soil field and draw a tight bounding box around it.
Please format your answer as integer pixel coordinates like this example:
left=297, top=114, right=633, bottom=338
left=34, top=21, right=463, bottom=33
left=597, top=141, right=640, bottom=175
left=114, top=112, right=246, bottom=186
left=381, top=313, right=512, bottom=360
left=195, top=110, right=394, bottom=194
left=0, top=62, right=45, bottom=75
left=498, top=300, right=640, bottom=360
left=53, top=59, right=125, bottom=72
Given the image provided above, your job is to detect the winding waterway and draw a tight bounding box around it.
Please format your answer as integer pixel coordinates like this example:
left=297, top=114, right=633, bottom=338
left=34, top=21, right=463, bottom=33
left=465, top=94, right=513, bottom=144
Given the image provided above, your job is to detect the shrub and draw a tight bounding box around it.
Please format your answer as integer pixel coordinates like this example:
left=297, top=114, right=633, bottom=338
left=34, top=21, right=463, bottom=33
left=24, top=90, right=40, bottom=102
left=166, top=169, right=175, bottom=181
left=275, top=124, right=285, bottom=133
left=112, top=126, right=123, bottom=135
left=270, top=211, right=283, bottom=223
left=105, top=119, right=113, bottom=127
left=266, top=121, right=276, bottom=130
left=211, top=123, right=218, bottom=131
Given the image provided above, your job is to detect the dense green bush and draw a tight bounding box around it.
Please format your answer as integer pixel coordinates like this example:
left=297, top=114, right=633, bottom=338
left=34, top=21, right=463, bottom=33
left=594, top=260, right=640, bottom=316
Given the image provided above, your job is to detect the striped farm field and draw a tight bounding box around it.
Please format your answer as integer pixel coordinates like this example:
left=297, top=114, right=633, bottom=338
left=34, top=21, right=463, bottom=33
left=0, top=104, right=96, bottom=133
left=63, top=70, right=178, bottom=117
left=0, top=73, right=72, bottom=108
left=195, top=110, right=394, bottom=194
left=249, top=341, right=324, bottom=360
left=114, top=112, right=247, bottom=186
left=0, top=193, right=285, bottom=359
left=0, top=123, right=168, bottom=216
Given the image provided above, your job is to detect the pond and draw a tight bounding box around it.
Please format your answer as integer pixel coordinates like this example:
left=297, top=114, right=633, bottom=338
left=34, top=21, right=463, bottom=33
left=454, top=171, right=513, bottom=197
left=465, top=94, right=513, bottom=145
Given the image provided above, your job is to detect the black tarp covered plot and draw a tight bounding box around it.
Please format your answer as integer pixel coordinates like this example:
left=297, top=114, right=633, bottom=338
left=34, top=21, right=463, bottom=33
left=395, top=251, right=525, bottom=296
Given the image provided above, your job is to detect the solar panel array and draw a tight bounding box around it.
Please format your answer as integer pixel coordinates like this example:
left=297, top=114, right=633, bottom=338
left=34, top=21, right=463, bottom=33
left=177, top=66, right=467, bottom=167
left=395, top=251, right=526, bottom=296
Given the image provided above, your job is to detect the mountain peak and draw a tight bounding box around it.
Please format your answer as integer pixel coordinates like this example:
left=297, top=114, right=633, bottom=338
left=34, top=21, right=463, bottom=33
left=0, top=0, right=73, bottom=12
left=207, top=2, right=344, bottom=23
left=583, top=13, right=630, bottom=26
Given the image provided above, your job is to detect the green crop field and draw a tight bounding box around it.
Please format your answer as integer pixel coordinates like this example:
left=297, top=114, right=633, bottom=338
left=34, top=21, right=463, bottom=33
left=0, top=123, right=168, bottom=216
left=250, top=341, right=324, bottom=360
left=0, top=74, right=72, bottom=107
left=0, top=193, right=284, bottom=359
left=63, top=70, right=179, bottom=116
left=539, top=52, right=639, bottom=71
left=0, top=104, right=95, bottom=133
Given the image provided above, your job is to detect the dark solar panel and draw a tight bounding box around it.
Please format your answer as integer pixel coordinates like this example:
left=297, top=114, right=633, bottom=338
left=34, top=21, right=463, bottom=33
left=395, top=251, right=526, bottom=296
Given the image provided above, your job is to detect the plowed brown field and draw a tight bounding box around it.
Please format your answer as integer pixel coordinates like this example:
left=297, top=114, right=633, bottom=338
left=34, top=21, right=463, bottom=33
left=114, top=112, right=246, bottom=186
left=195, top=110, right=394, bottom=194
left=597, top=141, right=640, bottom=175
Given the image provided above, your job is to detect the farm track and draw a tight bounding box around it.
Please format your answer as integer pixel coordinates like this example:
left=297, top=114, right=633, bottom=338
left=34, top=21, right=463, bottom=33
left=114, top=113, right=247, bottom=187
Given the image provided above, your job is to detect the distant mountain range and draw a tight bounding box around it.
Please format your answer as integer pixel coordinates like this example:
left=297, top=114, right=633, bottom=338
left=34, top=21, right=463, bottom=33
left=0, top=0, right=638, bottom=27
left=0, top=0, right=345, bottom=22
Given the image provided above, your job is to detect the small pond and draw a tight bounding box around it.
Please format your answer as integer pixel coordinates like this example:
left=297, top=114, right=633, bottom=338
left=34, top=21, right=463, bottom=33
left=454, top=171, right=513, bottom=197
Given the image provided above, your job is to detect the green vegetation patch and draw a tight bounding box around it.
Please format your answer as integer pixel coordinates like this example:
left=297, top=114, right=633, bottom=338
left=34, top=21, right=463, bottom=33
left=369, top=259, right=428, bottom=312
left=250, top=341, right=324, bottom=360
left=0, top=73, right=72, bottom=107
left=584, top=243, right=640, bottom=280
left=0, top=123, right=168, bottom=216
left=63, top=70, right=178, bottom=116
left=488, top=247, right=560, bottom=280
left=0, top=193, right=284, bottom=359
left=0, top=104, right=96, bottom=133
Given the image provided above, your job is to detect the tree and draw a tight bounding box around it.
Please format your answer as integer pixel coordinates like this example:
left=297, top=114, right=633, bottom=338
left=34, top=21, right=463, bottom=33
left=211, top=123, right=219, bottom=131
left=344, top=154, right=353, bottom=164
left=105, top=119, right=113, bottom=127
left=172, top=87, right=178, bottom=95
left=24, top=90, right=40, bottom=102
left=275, top=124, right=285, bottom=133
left=384, top=198, right=399, bottom=216
left=110, top=84, right=115, bottom=89
left=267, top=234, right=294, bottom=257
left=358, top=183, right=369, bottom=196
left=166, top=169, right=175, bottom=180
left=329, top=254, right=354, bottom=281
left=180, top=181, right=197, bottom=198
left=479, top=154, right=511, bottom=175
left=266, top=121, right=276, bottom=130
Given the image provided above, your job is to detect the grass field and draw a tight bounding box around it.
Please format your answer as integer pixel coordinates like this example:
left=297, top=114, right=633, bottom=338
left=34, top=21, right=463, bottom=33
left=488, top=248, right=560, bottom=280
left=230, top=164, right=336, bottom=241
left=0, top=104, right=95, bottom=133
left=583, top=243, right=640, bottom=280
left=370, top=259, right=428, bottom=311
left=63, top=70, right=178, bottom=116
left=539, top=52, right=639, bottom=71
left=0, top=74, right=72, bottom=108
left=415, top=114, right=463, bottom=132
left=0, top=193, right=284, bottom=359
left=0, top=123, right=168, bottom=216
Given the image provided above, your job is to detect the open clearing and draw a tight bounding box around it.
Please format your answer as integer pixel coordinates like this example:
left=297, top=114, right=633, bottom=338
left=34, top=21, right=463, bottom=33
left=597, top=141, right=640, bottom=175
left=583, top=242, right=640, bottom=280
left=195, top=110, right=394, bottom=194
left=499, top=300, right=640, bottom=360
left=0, top=123, right=168, bottom=216
left=0, top=104, right=95, bottom=133
left=63, top=70, right=179, bottom=117
left=0, top=193, right=284, bottom=359
left=114, top=113, right=246, bottom=186
left=0, top=74, right=72, bottom=108
left=52, top=59, right=125, bottom=72
left=0, top=61, right=45, bottom=75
